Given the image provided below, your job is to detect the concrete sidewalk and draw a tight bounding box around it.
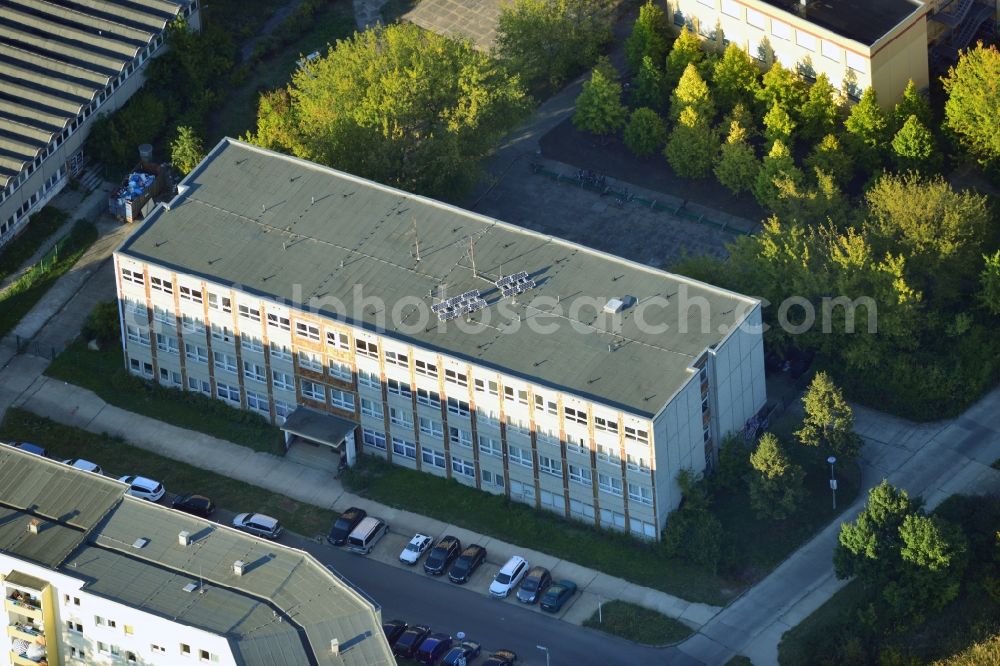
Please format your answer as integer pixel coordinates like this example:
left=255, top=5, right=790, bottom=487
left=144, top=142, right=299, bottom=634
left=9, top=373, right=721, bottom=633
left=678, top=386, right=1000, bottom=665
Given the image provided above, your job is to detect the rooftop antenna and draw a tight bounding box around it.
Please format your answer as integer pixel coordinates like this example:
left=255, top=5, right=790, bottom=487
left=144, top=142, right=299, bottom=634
left=469, top=236, right=477, bottom=278
left=412, top=218, right=421, bottom=262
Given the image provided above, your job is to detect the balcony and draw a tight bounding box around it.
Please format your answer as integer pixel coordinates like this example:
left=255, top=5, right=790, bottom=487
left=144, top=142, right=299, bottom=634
left=5, top=597, right=43, bottom=622
left=10, top=651, right=48, bottom=666
left=8, top=622, right=45, bottom=643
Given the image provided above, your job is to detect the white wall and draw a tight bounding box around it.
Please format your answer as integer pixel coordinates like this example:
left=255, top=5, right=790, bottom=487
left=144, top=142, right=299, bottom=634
left=710, top=304, right=766, bottom=438
left=1, top=553, right=237, bottom=666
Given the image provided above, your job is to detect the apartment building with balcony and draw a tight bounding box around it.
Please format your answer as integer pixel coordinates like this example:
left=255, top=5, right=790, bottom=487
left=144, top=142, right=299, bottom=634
left=0, top=445, right=393, bottom=666
left=0, top=0, right=201, bottom=248
left=114, top=139, right=766, bottom=540
left=670, top=0, right=997, bottom=104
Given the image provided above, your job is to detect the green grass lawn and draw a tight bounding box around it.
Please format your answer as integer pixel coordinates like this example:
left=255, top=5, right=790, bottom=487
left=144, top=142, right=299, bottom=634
left=0, top=409, right=335, bottom=537
left=0, top=207, right=67, bottom=283
left=344, top=410, right=861, bottom=605
left=344, top=457, right=733, bottom=605
left=210, top=6, right=354, bottom=142
left=0, top=220, right=97, bottom=337
left=45, top=338, right=284, bottom=454
left=582, top=600, right=693, bottom=645
left=778, top=494, right=1000, bottom=665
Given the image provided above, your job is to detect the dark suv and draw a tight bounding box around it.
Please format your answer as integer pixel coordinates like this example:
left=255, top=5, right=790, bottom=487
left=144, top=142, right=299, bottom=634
left=327, top=507, right=366, bottom=546
left=516, top=565, right=552, bottom=604
left=423, top=535, right=462, bottom=576
left=448, top=544, right=487, bottom=584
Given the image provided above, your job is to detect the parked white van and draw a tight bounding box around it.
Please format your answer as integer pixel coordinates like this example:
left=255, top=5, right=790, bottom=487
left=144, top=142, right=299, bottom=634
left=346, top=516, right=388, bottom=554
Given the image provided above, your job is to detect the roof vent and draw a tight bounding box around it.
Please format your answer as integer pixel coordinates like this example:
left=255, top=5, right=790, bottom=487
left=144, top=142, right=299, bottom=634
left=182, top=582, right=199, bottom=593
left=27, top=519, right=41, bottom=535
left=330, top=639, right=340, bottom=656
left=603, top=298, right=625, bottom=314
left=178, top=531, right=191, bottom=547
left=233, top=560, right=246, bottom=577
left=132, top=538, right=149, bottom=549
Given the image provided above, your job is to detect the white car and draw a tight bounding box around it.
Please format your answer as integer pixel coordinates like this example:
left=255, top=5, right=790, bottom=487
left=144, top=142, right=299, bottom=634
left=399, top=533, right=433, bottom=565
left=232, top=513, right=283, bottom=540
left=117, top=475, right=165, bottom=502
left=63, top=458, right=103, bottom=475
left=489, top=555, right=529, bottom=599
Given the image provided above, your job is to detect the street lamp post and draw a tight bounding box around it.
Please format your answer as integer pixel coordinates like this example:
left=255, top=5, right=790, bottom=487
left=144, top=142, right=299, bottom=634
left=827, top=455, right=838, bottom=510
left=536, top=644, right=550, bottom=666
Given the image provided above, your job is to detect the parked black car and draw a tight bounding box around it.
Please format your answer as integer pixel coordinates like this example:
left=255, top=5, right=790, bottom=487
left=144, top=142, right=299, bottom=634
left=424, top=535, right=462, bottom=576
left=171, top=494, right=215, bottom=518
left=448, top=544, right=487, bottom=584
left=516, top=565, right=552, bottom=604
left=382, top=619, right=407, bottom=648
left=328, top=507, right=367, bottom=546
left=540, top=580, right=577, bottom=613
left=483, top=649, right=518, bottom=666
left=392, top=624, right=432, bottom=658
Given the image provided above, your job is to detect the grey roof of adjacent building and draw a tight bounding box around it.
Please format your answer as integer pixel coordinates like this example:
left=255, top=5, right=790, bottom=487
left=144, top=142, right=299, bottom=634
left=0, top=448, right=394, bottom=666
left=757, top=0, right=923, bottom=46
left=119, top=139, right=758, bottom=417
left=0, top=0, right=186, bottom=188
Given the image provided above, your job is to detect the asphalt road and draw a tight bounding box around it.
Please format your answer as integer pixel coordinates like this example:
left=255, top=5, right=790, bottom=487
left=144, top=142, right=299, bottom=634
left=203, top=504, right=701, bottom=666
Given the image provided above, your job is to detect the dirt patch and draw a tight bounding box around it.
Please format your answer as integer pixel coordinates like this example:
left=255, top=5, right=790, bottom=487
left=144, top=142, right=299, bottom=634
left=540, top=117, right=767, bottom=223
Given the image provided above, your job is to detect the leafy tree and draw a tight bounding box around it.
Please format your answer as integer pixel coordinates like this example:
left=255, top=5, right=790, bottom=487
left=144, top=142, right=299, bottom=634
left=246, top=23, right=529, bottom=199
left=864, top=172, right=990, bottom=303
left=749, top=433, right=805, bottom=520
left=942, top=43, right=1000, bottom=166
left=763, top=100, right=795, bottom=145
left=757, top=62, right=805, bottom=118
left=665, top=26, right=704, bottom=87
left=753, top=139, right=803, bottom=210
left=715, top=121, right=759, bottom=195
left=82, top=301, right=121, bottom=347
left=494, top=0, right=615, bottom=91
left=836, top=480, right=967, bottom=630
left=245, top=89, right=298, bottom=151
left=624, top=0, right=670, bottom=73
left=633, top=55, right=668, bottom=110
left=170, top=125, right=205, bottom=175
left=891, top=115, right=940, bottom=173
left=720, top=102, right=757, bottom=138
left=623, top=107, right=667, bottom=156
left=670, top=63, right=714, bottom=121
left=86, top=91, right=167, bottom=173
left=844, top=87, right=889, bottom=171
left=800, top=73, right=840, bottom=142
left=893, top=79, right=932, bottom=130
left=771, top=168, right=850, bottom=226
left=981, top=250, right=1000, bottom=315
left=573, top=59, right=627, bottom=136
left=712, top=43, right=761, bottom=113
left=713, top=433, right=750, bottom=493
left=664, top=107, right=718, bottom=178
left=796, top=371, right=863, bottom=459
left=805, top=133, right=854, bottom=186
left=835, top=480, right=915, bottom=583
left=662, top=469, right=724, bottom=571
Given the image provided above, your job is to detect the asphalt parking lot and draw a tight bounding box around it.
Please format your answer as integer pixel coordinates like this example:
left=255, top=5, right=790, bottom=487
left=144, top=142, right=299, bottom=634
left=201, top=500, right=701, bottom=665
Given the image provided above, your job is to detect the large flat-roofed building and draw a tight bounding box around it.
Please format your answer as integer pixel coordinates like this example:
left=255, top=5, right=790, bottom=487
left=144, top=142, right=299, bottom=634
left=0, top=445, right=394, bottom=666
left=113, top=138, right=766, bottom=540
left=671, top=0, right=997, bottom=104
left=0, top=0, right=200, bottom=248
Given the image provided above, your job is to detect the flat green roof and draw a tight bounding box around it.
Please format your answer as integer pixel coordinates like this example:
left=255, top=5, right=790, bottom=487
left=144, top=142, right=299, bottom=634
left=77, top=497, right=394, bottom=666
left=0, top=449, right=392, bottom=666
left=119, top=139, right=758, bottom=416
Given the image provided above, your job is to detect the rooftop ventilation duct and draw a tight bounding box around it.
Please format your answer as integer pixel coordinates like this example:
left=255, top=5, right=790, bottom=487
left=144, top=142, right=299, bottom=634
left=27, top=520, right=40, bottom=535
left=233, top=560, right=246, bottom=577
left=330, top=639, right=340, bottom=656
left=178, top=531, right=191, bottom=547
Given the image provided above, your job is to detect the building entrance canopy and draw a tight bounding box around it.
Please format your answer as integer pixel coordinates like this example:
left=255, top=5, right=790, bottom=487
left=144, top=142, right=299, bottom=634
left=280, top=407, right=358, bottom=466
